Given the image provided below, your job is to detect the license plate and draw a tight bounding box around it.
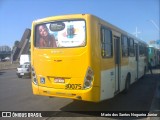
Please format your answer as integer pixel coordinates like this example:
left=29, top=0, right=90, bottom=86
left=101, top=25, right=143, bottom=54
left=20, top=73, right=24, bottom=75
left=54, top=78, right=65, bottom=83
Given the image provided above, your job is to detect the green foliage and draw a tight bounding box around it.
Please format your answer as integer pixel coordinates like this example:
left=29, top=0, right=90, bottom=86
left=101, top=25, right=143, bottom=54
left=14, top=40, right=20, bottom=47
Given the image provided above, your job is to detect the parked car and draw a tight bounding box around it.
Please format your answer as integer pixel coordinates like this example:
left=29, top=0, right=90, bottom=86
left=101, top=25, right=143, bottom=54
left=16, top=62, right=31, bottom=78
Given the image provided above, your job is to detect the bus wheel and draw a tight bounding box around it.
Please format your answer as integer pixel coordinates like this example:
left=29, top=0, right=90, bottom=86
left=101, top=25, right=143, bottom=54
left=123, top=74, right=130, bottom=93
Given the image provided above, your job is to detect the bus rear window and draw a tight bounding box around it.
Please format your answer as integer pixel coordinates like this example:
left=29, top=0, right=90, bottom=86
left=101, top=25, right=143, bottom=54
left=35, top=20, right=86, bottom=48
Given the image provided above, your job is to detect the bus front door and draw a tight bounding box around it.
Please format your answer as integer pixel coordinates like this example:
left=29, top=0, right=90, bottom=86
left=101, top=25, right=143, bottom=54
left=114, top=36, right=121, bottom=94
left=135, top=43, right=139, bottom=80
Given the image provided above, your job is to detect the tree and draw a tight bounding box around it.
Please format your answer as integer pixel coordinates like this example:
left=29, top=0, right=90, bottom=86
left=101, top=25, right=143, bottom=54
left=14, top=40, right=20, bottom=47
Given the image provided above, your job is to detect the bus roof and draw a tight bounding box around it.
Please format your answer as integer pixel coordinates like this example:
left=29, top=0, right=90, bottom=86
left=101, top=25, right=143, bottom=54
left=33, top=13, right=147, bottom=45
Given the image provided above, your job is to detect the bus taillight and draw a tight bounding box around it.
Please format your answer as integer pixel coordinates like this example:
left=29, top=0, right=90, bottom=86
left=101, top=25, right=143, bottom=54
left=83, top=67, right=94, bottom=89
left=31, top=66, right=38, bottom=85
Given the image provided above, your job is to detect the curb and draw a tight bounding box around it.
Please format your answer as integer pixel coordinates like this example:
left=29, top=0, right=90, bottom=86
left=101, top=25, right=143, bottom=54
left=149, top=71, right=160, bottom=119
left=0, top=67, right=17, bottom=71
left=150, top=80, right=160, bottom=111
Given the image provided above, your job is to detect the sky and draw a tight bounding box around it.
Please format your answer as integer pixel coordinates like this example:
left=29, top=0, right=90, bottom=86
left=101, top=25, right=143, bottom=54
left=0, top=0, right=159, bottom=48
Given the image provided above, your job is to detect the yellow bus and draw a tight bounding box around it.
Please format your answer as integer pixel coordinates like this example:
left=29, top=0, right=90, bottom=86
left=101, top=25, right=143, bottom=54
left=31, top=14, right=148, bottom=102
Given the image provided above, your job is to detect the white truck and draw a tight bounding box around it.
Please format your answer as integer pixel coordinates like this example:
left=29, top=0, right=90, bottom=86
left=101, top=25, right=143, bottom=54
left=19, top=54, right=30, bottom=65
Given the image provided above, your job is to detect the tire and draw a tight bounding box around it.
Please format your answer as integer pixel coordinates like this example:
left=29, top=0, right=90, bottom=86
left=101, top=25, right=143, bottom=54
left=18, top=75, right=22, bottom=78
left=123, top=74, right=130, bottom=93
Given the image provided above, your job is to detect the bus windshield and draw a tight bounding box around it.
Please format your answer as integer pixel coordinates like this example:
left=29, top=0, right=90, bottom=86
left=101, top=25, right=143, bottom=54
left=35, top=20, right=86, bottom=48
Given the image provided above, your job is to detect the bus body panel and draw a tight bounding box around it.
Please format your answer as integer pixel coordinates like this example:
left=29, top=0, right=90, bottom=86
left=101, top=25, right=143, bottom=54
left=98, top=17, right=147, bottom=101
left=31, top=14, right=101, bottom=102
left=32, top=48, right=88, bottom=89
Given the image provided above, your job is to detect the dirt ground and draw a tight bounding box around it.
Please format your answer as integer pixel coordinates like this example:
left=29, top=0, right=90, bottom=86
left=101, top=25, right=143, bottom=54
left=0, top=61, right=19, bottom=70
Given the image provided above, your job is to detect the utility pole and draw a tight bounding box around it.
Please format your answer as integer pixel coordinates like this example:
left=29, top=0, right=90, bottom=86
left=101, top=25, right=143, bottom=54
left=133, top=27, right=141, bottom=37
left=11, top=46, right=13, bottom=64
left=149, top=20, right=160, bottom=49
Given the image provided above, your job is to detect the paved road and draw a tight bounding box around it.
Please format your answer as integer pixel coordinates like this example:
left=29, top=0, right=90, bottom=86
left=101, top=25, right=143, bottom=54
left=0, top=68, right=159, bottom=119
left=0, top=69, right=73, bottom=112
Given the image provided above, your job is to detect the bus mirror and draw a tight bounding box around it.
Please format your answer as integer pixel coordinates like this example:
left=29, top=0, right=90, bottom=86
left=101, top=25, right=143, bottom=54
left=49, top=22, right=65, bottom=31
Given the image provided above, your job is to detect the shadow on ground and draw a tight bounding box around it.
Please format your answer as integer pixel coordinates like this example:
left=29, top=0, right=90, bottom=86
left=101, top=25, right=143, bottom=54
left=58, top=72, right=159, bottom=118
left=0, top=71, right=5, bottom=75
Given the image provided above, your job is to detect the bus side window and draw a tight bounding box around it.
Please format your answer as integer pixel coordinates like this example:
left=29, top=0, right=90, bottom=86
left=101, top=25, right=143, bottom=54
left=121, top=35, right=128, bottom=57
left=139, top=43, right=146, bottom=56
left=128, top=38, right=135, bottom=57
left=101, top=27, right=112, bottom=58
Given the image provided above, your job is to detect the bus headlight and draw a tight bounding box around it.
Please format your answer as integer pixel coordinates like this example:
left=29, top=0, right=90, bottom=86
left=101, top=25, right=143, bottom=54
left=31, top=66, right=38, bottom=85
left=83, top=67, right=94, bottom=89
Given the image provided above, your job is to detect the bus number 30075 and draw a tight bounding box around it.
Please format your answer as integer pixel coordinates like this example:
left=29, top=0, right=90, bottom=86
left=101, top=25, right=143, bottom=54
left=65, top=84, right=82, bottom=89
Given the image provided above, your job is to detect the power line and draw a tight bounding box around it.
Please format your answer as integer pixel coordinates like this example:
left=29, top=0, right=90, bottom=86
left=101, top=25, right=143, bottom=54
left=149, top=20, right=159, bottom=32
